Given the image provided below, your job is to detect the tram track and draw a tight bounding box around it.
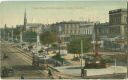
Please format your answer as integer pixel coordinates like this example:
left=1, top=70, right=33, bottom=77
left=1, top=43, right=49, bottom=78
left=2, top=43, right=69, bottom=79
left=8, top=45, right=33, bottom=65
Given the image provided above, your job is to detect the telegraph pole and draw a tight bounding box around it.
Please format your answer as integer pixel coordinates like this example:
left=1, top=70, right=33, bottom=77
left=80, top=29, right=84, bottom=78
left=94, top=23, right=99, bottom=56
left=81, top=39, right=83, bottom=68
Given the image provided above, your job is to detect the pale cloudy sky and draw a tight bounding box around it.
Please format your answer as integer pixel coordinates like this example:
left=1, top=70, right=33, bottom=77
left=0, top=0, right=126, bottom=28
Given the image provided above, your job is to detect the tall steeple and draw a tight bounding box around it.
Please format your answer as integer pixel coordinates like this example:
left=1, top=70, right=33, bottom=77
left=24, top=8, right=27, bottom=31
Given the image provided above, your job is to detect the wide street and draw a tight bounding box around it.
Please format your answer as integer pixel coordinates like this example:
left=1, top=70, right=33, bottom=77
left=0, top=41, right=79, bottom=79
left=1, top=42, right=49, bottom=79
left=55, top=65, right=127, bottom=77
left=1, top=41, right=127, bottom=79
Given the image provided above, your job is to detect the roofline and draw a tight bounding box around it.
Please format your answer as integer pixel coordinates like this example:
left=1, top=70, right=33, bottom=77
left=109, top=8, right=127, bottom=14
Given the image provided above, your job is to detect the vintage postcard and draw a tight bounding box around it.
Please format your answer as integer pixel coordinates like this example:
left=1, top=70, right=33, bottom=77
left=0, top=0, right=128, bottom=79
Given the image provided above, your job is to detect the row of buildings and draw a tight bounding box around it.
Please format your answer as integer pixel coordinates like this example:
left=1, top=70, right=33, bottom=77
left=14, top=8, right=127, bottom=39
left=2, top=8, right=127, bottom=51
left=49, top=8, right=127, bottom=51
left=22, top=8, right=127, bottom=39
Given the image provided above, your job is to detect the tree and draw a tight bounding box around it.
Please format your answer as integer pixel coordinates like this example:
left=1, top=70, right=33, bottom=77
left=40, top=31, right=57, bottom=45
left=67, top=37, right=92, bottom=58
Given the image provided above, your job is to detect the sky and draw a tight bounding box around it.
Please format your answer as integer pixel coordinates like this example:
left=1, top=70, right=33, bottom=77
left=0, top=0, right=126, bottom=28
left=0, top=0, right=125, bottom=1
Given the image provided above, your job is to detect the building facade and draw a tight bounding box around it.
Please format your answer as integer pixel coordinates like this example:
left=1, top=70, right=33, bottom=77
left=95, top=23, right=110, bottom=39
left=100, top=8, right=128, bottom=51
left=50, top=21, right=94, bottom=42
left=26, top=23, right=44, bottom=33
left=109, top=9, right=127, bottom=38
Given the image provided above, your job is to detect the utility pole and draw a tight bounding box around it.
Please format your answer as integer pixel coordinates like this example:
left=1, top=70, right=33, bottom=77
left=93, top=23, right=99, bottom=56
left=81, top=39, right=83, bottom=68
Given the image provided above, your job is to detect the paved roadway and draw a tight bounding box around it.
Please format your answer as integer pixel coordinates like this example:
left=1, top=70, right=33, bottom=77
left=55, top=65, right=126, bottom=77
left=55, top=53, right=127, bottom=79
left=1, top=43, right=32, bottom=67
left=1, top=41, right=127, bottom=79
left=84, top=51, right=126, bottom=56
left=1, top=42, right=77, bottom=79
left=1, top=42, right=48, bottom=79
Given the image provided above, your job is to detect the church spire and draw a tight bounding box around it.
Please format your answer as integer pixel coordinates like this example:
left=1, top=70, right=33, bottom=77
left=24, top=8, right=27, bottom=31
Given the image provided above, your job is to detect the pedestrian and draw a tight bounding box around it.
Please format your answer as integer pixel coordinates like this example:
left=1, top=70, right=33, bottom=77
left=55, top=61, right=58, bottom=67
left=48, top=69, right=52, bottom=78
left=81, top=68, right=84, bottom=77
left=4, top=67, right=8, bottom=77
left=20, top=74, right=24, bottom=79
left=2, top=67, right=6, bottom=77
left=59, top=76, right=62, bottom=79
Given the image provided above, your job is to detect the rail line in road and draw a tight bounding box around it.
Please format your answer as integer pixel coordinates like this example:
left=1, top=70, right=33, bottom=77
left=1, top=41, right=127, bottom=79
left=1, top=43, right=82, bottom=79
left=1, top=43, right=49, bottom=79
left=5, top=45, right=32, bottom=65
left=9, top=45, right=60, bottom=71
left=9, top=46, right=33, bottom=65
left=1, top=44, right=32, bottom=67
left=2, top=43, right=65, bottom=78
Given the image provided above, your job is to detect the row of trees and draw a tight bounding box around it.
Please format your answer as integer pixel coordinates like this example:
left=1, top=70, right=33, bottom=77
left=40, top=31, right=57, bottom=45
left=12, top=29, right=92, bottom=54
left=40, top=31, right=92, bottom=55
left=68, top=37, right=92, bottom=57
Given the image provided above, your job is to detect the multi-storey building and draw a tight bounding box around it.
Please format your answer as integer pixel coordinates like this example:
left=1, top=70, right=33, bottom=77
left=109, top=9, right=127, bottom=38
left=101, top=8, right=128, bottom=51
left=50, top=21, right=94, bottom=42
left=95, top=22, right=110, bottom=39
left=26, top=23, right=44, bottom=33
